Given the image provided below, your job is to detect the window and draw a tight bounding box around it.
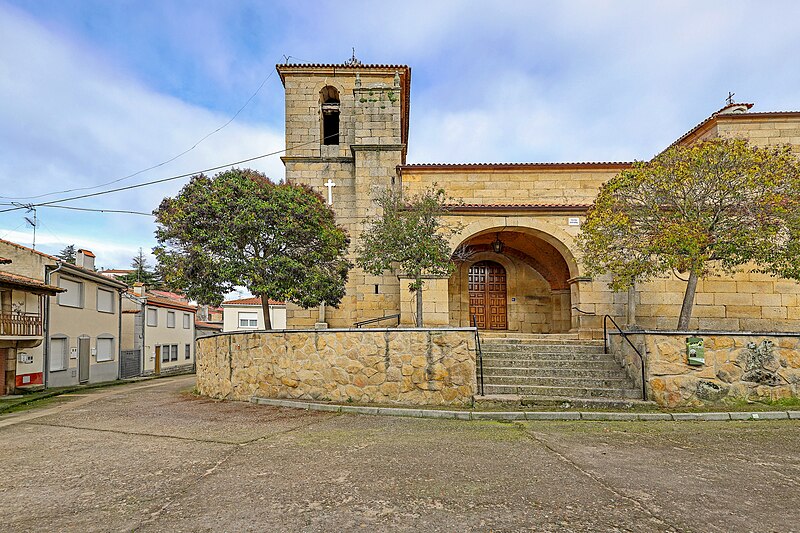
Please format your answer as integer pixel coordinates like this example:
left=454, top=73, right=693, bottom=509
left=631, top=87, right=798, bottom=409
left=49, top=337, right=68, bottom=372
left=185, top=344, right=191, bottom=360
left=96, top=336, right=114, bottom=362
left=146, top=308, right=157, bottom=327
left=58, top=277, right=83, bottom=308
left=97, top=288, right=115, bottom=313
left=183, top=313, right=190, bottom=329
left=170, top=344, right=178, bottom=362
left=320, top=85, right=340, bottom=145
left=167, top=311, right=175, bottom=328
left=238, top=311, right=258, bottom=328
left=161, top=345, right=169, bottom=363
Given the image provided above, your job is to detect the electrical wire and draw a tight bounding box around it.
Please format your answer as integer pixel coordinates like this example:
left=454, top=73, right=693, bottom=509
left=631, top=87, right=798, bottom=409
left=0, top=131, right=338, bottom=215
left=0, top=66, right=279, bottom=201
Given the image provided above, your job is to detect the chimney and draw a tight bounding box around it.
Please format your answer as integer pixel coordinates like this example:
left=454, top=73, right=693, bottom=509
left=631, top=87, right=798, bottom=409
left=76, top=249, right=96, bottom=270
left=133, top=282, right=145, bottom=297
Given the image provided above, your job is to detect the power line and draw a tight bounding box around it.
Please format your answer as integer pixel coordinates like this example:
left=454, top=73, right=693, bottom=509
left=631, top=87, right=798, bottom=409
left=37, top=204, right=154, bottom=216
left=0, top=132, right=337, bottom=215
left=0, top=65, right=279, bottom=201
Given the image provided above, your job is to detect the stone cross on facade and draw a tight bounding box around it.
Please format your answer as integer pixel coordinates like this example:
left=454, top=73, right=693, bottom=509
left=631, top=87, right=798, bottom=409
left=324, top=179, right=336, bottom=205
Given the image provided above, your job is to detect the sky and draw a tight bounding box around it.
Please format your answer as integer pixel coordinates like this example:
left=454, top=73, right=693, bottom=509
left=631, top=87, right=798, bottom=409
left=2, top=0, right=800, bottom=269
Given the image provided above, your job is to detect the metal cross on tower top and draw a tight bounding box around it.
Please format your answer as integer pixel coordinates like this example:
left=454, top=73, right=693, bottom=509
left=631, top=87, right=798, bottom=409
left=344, top=48, right=362, bottom=67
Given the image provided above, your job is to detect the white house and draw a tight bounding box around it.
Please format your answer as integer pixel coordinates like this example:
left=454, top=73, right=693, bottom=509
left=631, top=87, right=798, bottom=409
left=121, top=284, right=196, bottom=376
left=222, top=297, right=286, bottom=332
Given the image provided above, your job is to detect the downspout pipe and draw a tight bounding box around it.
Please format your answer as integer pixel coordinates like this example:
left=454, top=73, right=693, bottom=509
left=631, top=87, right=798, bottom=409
left=43, top=261, right=64, bottom=388
left=117, top=289, right=123, bottom=380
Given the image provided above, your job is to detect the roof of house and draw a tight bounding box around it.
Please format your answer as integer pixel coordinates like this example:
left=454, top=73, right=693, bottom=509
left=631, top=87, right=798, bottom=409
left=77, top=249, right=95, bottom=257
left=127, top=290, right=197, bottom=312
left=222, top=296, right=285, bottom=306
left=0, top=257, right=11, bottom=265
left=148, top=289, right=189, bottom=302
left=0, top=270, right=64, bottom=295
left=0, top=238, right=127, bottom=289
left=100, top=269, right=134, bottom=275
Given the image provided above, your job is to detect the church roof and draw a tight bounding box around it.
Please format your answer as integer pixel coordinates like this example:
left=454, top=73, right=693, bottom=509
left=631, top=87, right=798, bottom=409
left=397, top=162, right=631, bottom=173
left=445, top=203, right=591, bottom=212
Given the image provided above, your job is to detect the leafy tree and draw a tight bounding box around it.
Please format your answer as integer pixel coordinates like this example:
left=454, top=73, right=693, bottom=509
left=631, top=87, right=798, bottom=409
left=579, top=138, right=800, bottom=330
left=154, top=168, right=351, bottom=329
left=356, top=186, right=462, bottom=327
left=56, top=244, right=77, bottom=264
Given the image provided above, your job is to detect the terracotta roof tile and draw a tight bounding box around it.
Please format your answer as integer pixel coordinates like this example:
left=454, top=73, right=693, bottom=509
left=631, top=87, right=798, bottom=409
left=397, top=162, right=631, bottom=172
left=0, top=270, right=64, bottom=294
left=195, top=321, right=223, bottom=330
left=446, top=203, right=591, bottom=211
left=222, top=296, right=285, bottom=306
left=0, top=257, right=11, bottom=264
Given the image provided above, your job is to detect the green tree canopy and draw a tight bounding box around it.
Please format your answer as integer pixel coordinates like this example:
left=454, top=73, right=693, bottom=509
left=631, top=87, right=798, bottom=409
left=356, top=186, right=462, bottom=327
left=56, top=244, right=77, bottom=264
left=579, top=138, right=800, bottom=329
left=116, top=248, right=163, bottom=289
left=154, top=168, right=351, bottom=329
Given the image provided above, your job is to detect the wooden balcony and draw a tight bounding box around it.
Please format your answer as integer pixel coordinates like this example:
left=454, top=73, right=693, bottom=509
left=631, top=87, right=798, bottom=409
left=0, top=312, right=43, bottom=337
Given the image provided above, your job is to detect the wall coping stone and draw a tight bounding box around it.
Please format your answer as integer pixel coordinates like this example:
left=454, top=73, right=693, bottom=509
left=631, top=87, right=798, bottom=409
left=609, top=330, right=800, bottom=337
left=250, top=397, right=797, bottom=422
left=204, top=326, right=477, bottom=338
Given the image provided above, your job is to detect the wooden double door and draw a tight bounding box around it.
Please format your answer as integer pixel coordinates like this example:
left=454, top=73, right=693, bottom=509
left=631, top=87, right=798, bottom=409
left=469, top=261, right=507, bottom=330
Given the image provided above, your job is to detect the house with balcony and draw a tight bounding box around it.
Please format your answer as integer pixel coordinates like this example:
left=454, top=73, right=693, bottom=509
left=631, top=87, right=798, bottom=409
left=0, top=256, right=64, bottom=395
left=0, top=240, right=127, bottom=388
left=121, top=283, right=196, bottom=377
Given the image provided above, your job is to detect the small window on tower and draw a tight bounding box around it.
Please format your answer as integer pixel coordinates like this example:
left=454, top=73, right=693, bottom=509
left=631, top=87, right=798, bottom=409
left=320, top=86, right=340, bottom=145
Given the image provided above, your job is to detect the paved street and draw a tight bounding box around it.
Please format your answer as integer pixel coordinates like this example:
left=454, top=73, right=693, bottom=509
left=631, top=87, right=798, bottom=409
left=1, top=376, right=798, bottom=532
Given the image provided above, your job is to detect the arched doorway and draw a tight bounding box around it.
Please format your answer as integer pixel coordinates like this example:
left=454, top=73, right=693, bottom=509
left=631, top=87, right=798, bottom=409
left=469, top=261, right=507, bottom=330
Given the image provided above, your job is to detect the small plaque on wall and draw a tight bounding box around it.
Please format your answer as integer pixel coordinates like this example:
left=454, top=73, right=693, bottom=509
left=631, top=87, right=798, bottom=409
left=568, top=217, right=580, bottom=226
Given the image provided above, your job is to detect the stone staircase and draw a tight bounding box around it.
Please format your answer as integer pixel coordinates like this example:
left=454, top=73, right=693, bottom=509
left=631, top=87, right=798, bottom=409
left=476, top=332, right=645, bottom=408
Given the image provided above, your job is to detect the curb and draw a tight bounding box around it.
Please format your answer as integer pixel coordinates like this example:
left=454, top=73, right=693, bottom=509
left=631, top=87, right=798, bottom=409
left=251, top=397, right=800, bottom=422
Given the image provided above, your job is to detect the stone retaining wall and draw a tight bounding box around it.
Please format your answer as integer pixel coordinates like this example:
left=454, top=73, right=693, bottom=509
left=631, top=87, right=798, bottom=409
left=611, top=332, right=800, bottom=407
left=196, top=328, right=477, bottom=405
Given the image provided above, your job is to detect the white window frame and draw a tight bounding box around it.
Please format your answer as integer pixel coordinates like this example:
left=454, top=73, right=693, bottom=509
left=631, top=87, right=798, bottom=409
left=49, top=336, right=69, bottom=372
left=167, top=311, right=176, bottom=328
left=97, top=288, right=115, bottom=314
left=96, top=336, right=114, bottom=362
left=146, top=308, right=158, bottom=327
left=184, top=344, right=191, bottom=360
left=160, top=344, right=170, bottom=363
left=182, top=313, right=191, bottom=329
left=57, top=277, right=84, bottom=308
left=170, top=344, right=178, bottom=362
left=238, top=311, right=258, bottom=329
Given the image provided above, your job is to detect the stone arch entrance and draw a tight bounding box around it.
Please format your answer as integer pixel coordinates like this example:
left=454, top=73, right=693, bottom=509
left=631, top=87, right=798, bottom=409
left=449, top=225, right=577, bottom=333
left=468, top=261, right=508, bottom=330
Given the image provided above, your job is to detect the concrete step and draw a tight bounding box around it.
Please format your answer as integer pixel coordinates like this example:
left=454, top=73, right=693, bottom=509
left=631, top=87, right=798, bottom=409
left=478, top=358, right=622, bottom=370
left=482, top=384, right=642, bottom=399
left=479, top=332, right=581, bottom=341
left=482, top=366, right=633, bottom=379
left=481, top=351, right=615, bottom=362
left=481, top=344, right=606, bottom=354
left=474, top=394, right=652, bottom=409
left=484, top=375, right=635, bottom=389
left=481, top=338, right=604, bottom=347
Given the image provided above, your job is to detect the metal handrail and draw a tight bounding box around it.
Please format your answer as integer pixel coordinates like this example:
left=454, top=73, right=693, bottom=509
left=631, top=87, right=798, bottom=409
left=353, top=313, right=401, bottom=328
left=472, top=315, right=485, bottom=396
left=603, top=314, right=647, bottom=401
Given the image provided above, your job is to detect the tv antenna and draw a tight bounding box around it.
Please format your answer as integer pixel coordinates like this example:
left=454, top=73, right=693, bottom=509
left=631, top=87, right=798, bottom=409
left=726, top=92, right=735, bottom=105
left=22, top=204, right=37, bottom=249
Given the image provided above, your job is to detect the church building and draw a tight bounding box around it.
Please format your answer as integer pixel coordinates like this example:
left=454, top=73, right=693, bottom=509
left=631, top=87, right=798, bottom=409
left=276, top=60, right=800, bottom=337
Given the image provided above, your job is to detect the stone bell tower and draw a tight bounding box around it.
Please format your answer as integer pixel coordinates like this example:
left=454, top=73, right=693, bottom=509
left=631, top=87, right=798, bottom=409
left=277, top=59, right=411, bottom=328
